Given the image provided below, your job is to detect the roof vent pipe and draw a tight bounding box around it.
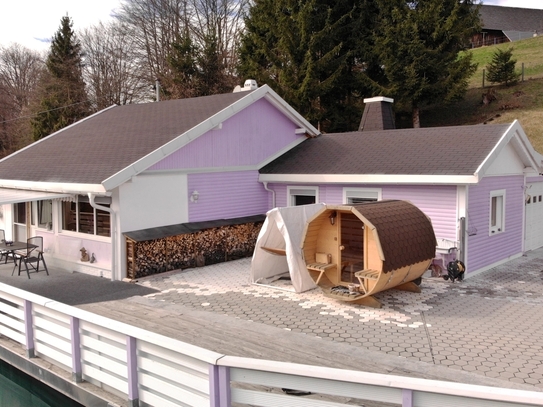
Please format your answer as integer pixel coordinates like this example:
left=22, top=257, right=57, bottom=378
left=233, top=79, right=258, bottom=93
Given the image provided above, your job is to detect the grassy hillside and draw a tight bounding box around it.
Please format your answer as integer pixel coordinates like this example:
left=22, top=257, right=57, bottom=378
left=419, top=35, right=543, bottom=153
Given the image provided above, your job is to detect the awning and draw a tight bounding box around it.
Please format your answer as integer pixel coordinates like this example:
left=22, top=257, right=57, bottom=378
left=0, top=188, right=75, bottom=205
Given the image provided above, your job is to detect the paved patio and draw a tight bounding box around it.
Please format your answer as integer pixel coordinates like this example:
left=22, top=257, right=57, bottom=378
left=136, top=248, right=543, bottom=388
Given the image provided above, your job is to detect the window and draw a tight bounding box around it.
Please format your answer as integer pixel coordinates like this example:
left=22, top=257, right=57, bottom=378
left=62, top=195, right=111, bottom=237
left=33, top=200, right=53, bottom=229
left=344, top=188, right=381, bottom=204
left=13, top=202, right=26, bottom=224
left=489, top=190, right=505, bottom=235
left=288, top=187, right=318, bottom=206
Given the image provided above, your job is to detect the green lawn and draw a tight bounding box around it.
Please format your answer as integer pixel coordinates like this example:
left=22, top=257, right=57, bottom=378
left=419, top=35, right=543, bottom=152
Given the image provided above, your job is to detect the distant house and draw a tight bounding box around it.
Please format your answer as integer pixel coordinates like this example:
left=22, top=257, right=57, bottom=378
left=0, top=84, right=318, bottom=280
left=473, top=4, right=543, bottom=47
left=259, top=97, right=543, bottom=278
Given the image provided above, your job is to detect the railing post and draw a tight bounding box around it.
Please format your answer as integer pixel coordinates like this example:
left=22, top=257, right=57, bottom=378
left=23, top=300, right=34, bottom=358
left=70, top=316, right=82, bottom=382
left=209, top=365, right=220, bottom=407
left=126, top=335, right=139, bottom=407
left=402, top=389, right=413, bottom=407
left=218, top=366, right=231, bottom=407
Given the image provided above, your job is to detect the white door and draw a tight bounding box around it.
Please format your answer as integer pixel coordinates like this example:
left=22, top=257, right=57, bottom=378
left=525, top=182, right=543, bottom=251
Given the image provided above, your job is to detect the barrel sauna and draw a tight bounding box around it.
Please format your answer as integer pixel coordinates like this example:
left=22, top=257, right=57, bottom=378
left=302, top=200, right=437, bottom=308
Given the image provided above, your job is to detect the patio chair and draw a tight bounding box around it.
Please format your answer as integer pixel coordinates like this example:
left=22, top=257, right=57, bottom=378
left=0, top=229, right=6, bottom=263
left=12, top=236, right=49, bottom=279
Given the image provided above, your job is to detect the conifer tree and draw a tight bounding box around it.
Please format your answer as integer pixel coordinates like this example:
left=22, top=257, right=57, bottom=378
left=32, top=16, right=89, bottom=140
left=486, top=48, right=520, bottom=86
left=238, top=0, right=382, bottom=132
left=373, top=0, right=481, bottom=128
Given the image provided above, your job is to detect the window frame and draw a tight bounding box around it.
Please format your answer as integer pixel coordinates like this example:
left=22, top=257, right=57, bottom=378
left=287, top=186, right=319, bottom=206
left=61, top=195, right=111, bottom=237
left=13, top=202, right=26, bottom=225
left=489, top=189, right=505, bottom=235
left=343, top=188, right=381, bottom=204
left=33, top=200, right=53, bottom=230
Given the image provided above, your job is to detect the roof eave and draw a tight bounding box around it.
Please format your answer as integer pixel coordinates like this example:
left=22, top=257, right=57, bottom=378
left=0, top=179, right=108, bottom=195
left=102, top=86, right=321, bottom=191
left=258, top=174, right=480, bottom=185
left=476, top=120, right=542, bottom=178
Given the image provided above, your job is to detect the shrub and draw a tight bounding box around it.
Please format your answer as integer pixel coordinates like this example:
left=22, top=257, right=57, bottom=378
left=486, top=48, right=520, bottom=86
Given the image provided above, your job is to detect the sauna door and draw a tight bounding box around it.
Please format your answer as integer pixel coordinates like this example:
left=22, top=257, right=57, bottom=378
left=339, top=213, right=364, bottom=283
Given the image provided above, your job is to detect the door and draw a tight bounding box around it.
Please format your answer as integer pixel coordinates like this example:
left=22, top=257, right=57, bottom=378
left=525, top=182, right=543, bottom=251
left=339, top=212, right=364, bottom=283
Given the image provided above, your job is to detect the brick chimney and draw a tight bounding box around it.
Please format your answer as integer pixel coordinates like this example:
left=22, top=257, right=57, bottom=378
left=358, top=96, right=395, bottom=131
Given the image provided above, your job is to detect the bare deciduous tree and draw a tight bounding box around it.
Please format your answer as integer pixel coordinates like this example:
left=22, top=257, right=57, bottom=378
left=116, top=0, right=193, bottom=89
left=0, top=44, right=44, bottom=153
left=116, top=0, right=248, bottom=99
left=81, top=21, right=150, bottom=109
left=190, top=0, right=250, bottom=77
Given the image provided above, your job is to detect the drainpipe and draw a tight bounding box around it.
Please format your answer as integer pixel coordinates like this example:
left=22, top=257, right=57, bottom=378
left=459, top=217, right=466, bottom=263
left=88, top=193, right=116, bottom=281
left=263, top=182, right=276, bottom=208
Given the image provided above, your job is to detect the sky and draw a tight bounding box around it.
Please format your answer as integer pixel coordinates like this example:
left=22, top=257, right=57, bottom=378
left=0, top=0, right=542, bottom=52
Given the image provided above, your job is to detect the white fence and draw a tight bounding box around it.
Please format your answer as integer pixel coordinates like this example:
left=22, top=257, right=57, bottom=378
left=0, top=282, right=542, bottom=407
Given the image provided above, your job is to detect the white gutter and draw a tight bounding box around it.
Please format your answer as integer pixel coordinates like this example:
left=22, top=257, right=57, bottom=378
left=263, top=182, right=276, bottom=208
left=88, top=193, right=116, bottom=282
left=258, top=173, right=480, bottom=185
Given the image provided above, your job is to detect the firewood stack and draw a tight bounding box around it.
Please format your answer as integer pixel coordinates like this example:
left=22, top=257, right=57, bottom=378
left=126, top=221, right=263, bottom=279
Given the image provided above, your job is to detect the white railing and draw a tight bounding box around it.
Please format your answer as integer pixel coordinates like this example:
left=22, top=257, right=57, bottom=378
left=0, top=282, right=542, bottom=407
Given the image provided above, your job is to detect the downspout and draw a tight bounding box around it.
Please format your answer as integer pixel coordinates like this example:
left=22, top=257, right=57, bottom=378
left=263, top=182, right=276, bottom=208
left=88, top=193, right=116, bottom=281
left=459, top=217, right=466, bottom=264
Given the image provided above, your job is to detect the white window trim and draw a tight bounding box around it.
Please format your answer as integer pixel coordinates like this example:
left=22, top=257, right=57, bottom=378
left=287, top=186, right=319, bottom=206
left=343, top=187, right=381, bottom=204
left=489, top=189, right=505, bottom=236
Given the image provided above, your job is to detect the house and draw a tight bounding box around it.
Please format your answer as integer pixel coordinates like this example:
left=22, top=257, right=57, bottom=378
left=258, top=96, right=543, bottom=278
left=1, top=87, right=542, bottom=282
left=0, top=84, right=319, bottom=280
left=473, top=5, right=543, bottom=47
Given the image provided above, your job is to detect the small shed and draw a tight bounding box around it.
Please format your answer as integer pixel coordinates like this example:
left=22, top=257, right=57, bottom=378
left=303, top=200, right=437, bottom=308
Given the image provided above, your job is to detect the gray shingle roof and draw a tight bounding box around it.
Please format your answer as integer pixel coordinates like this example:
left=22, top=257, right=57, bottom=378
left=479, top=5, right=543, bottom=32
left=0, top=91, right=252, bottom=185
left=260, top=124, right=510, bottom=176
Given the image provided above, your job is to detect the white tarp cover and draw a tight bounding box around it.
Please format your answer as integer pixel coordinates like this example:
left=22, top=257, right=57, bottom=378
left=251, top=203, right=325, bottom=293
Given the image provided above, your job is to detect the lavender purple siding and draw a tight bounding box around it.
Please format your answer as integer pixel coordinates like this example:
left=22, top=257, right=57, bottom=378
left=188, top=171, right=268, bottom=222
left=150, top=98, right=304, bottom=171
left=270, top=183, right=458, bottom=238
left=383, top=185, right=458, bottom=240
left=466, top=175, right=524, bottom=273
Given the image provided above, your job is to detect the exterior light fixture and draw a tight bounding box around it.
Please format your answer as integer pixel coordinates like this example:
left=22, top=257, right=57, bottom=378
left=191, top=190, right=200, bottom=203
left=329, top=211, right=337, bottom=225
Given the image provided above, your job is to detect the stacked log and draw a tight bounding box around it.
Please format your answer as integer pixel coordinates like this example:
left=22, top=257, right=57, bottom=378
left=127, top=221, right=263, bottom=279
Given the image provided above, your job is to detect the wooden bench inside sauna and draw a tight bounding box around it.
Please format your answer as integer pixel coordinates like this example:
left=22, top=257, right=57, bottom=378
left=302, top=200, right=437, bottom=308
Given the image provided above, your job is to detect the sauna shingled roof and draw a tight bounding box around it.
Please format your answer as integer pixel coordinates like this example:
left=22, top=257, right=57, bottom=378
left=352, top=200, right=436, bottom=273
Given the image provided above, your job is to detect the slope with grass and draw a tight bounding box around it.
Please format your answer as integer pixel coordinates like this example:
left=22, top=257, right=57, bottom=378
left=419, top=35, right=543, bottom=153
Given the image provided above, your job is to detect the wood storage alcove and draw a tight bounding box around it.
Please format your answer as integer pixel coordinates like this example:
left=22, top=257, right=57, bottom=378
left=303, top=200, right=437, bottom=308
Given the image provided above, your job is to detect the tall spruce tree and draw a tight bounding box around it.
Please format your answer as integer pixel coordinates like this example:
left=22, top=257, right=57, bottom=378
left=373, top=0, right=481, bottom=128
left=32, top=16, right=89, bottom=140
left=238, top=0, right=382, bottom=132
